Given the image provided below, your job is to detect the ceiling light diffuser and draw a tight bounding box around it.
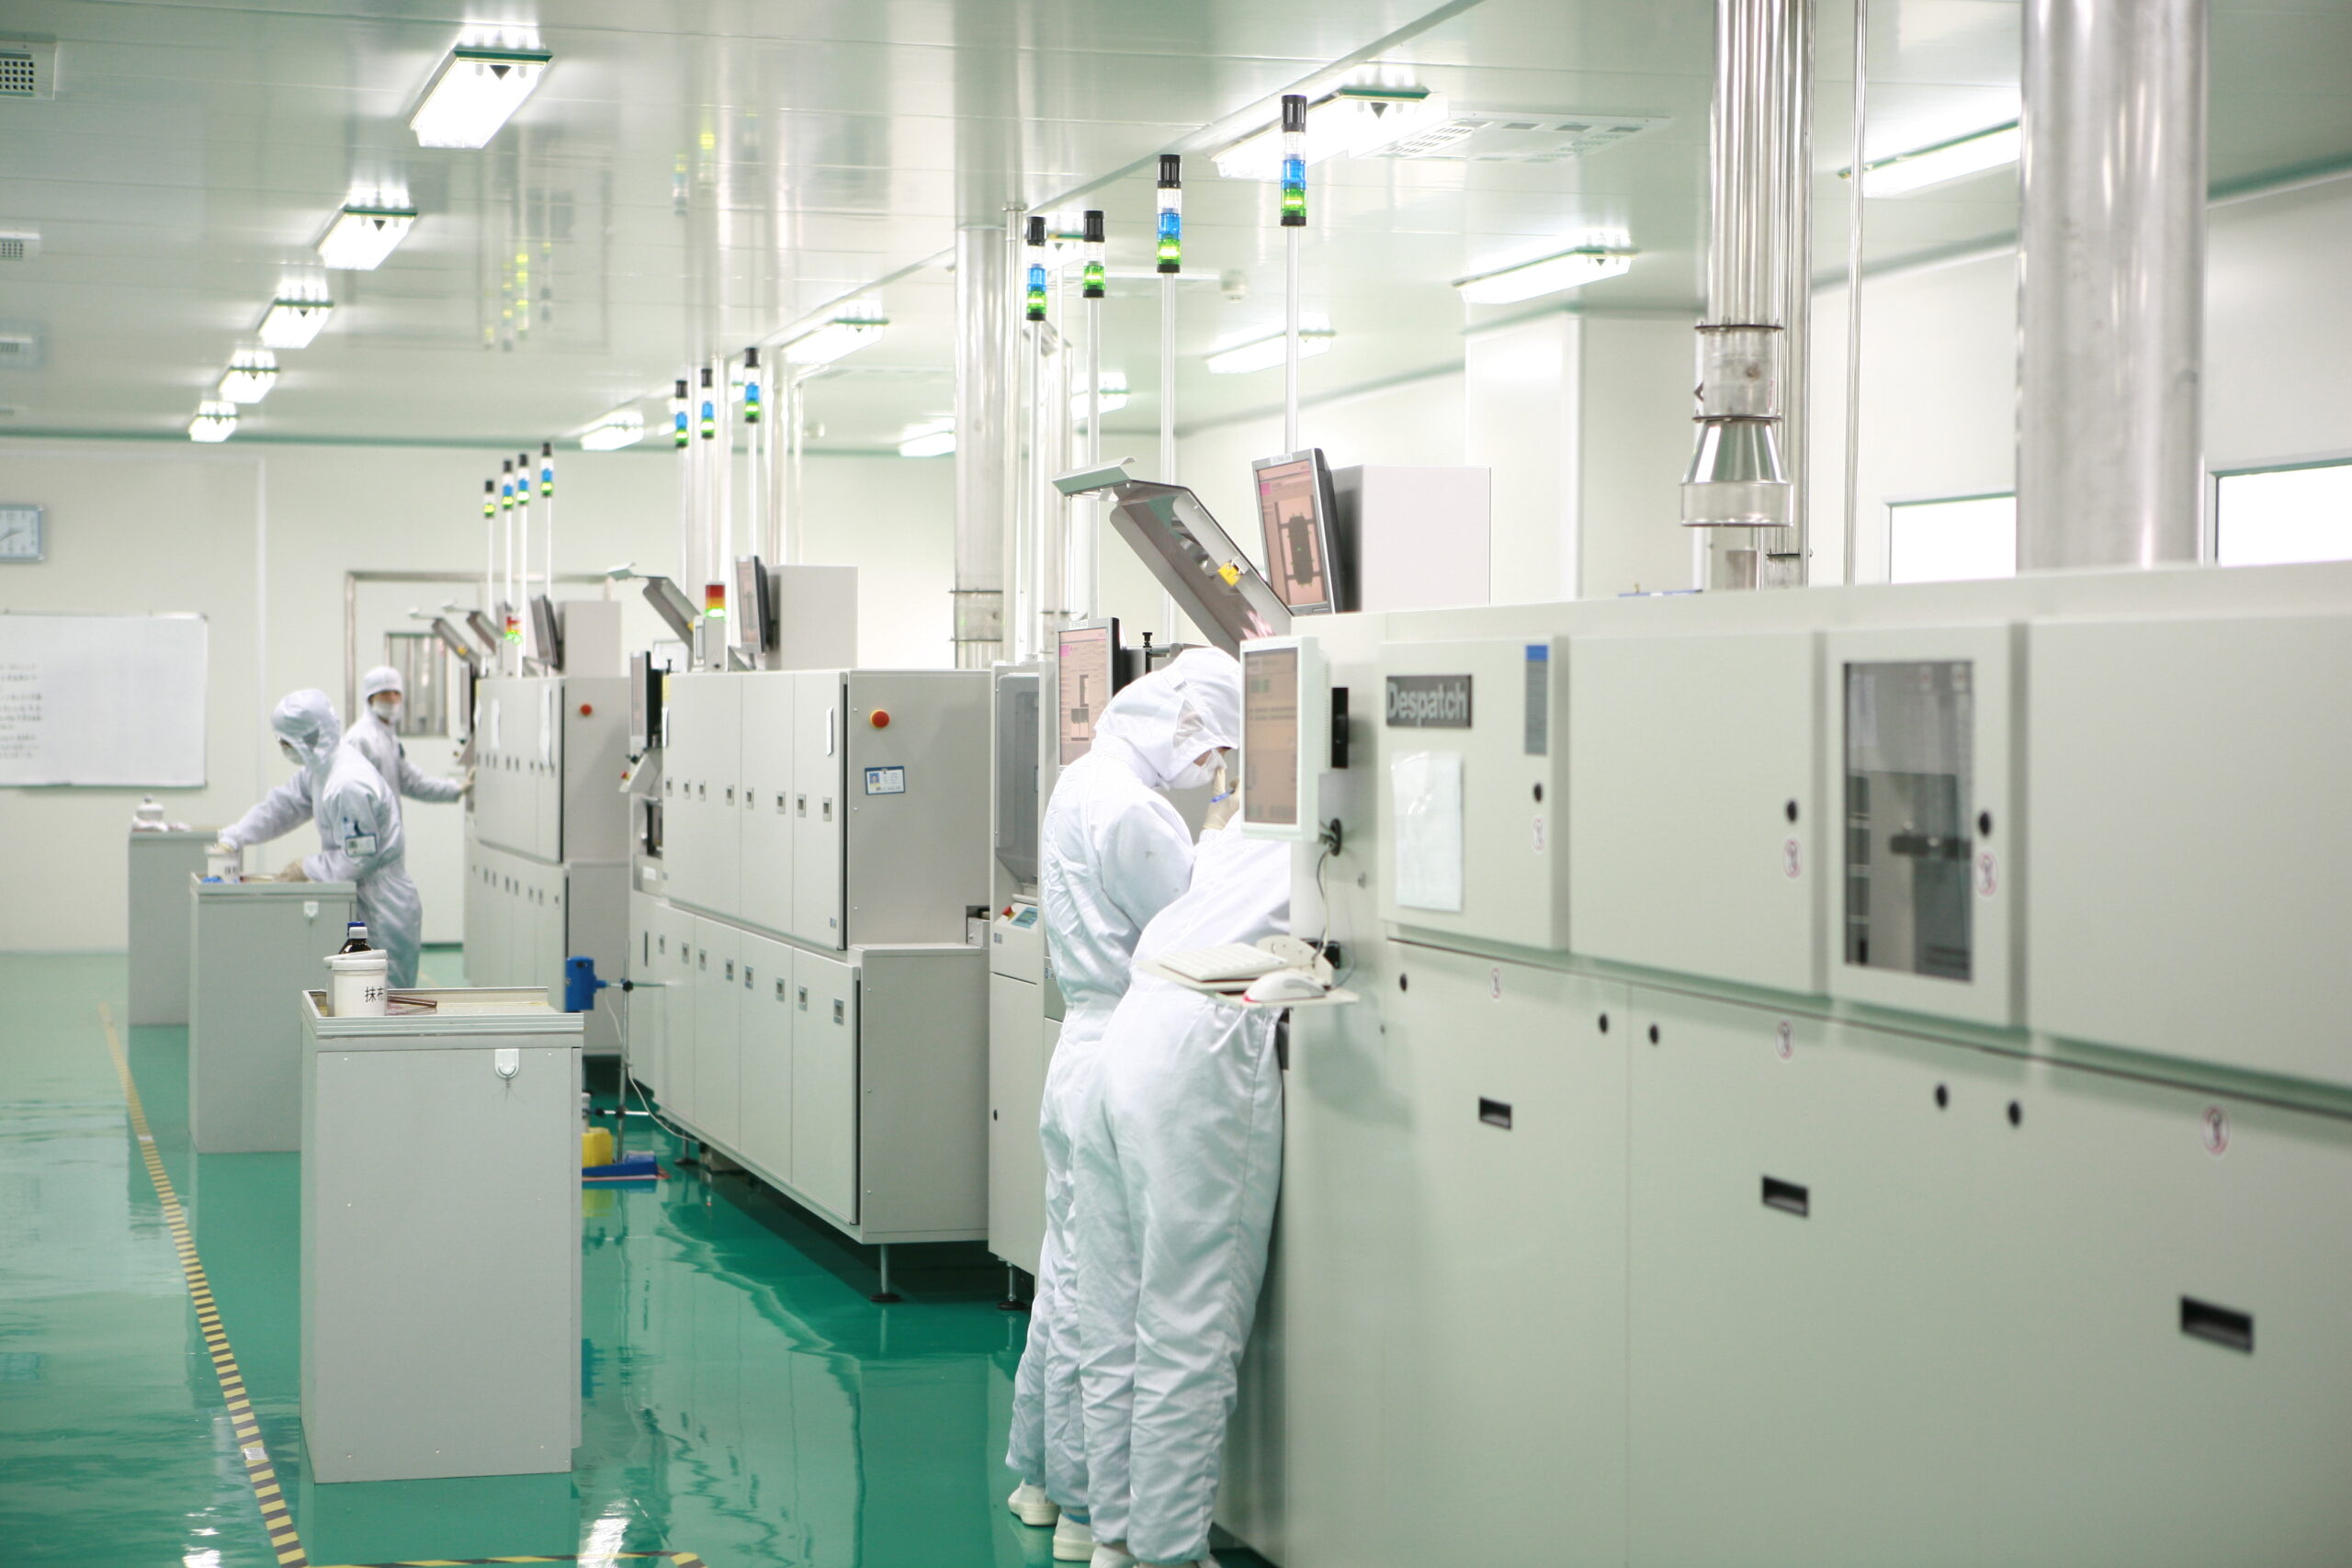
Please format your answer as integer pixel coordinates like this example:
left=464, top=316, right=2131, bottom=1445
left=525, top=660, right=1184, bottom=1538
left=579, top=411, right=645, bottom=451
left=316, top=204, right=417, bottom=270
left=257, top=296, right=333, bottom=349
left=188, top=400, right=238, bottom=443
left=1854, top=121, right=2019, bottom=197
left=410, top=46, right=553, bottom=149
left=1214, top=88, right=1446, bottom=181
left=1204, top=325, right=1335, bottom=375
left=898, top=422, right=955, bottom=458
left=1072, top=375, right=1131, bottom=419
left=217, top=348, right=279, bottom=403
left=783, top=308, right=888, bottom=367
left=1454, top=247, right=1635, bottom=305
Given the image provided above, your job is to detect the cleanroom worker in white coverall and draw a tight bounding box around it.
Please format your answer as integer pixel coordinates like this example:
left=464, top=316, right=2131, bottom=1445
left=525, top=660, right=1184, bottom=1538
left=1069, top=816, right=1290, bottom=1568
left=216, top=689, right=424, bottom=987
left=346, top=664, right=468, bottom=813
left=1005, top=647, right=1243, bottom=1563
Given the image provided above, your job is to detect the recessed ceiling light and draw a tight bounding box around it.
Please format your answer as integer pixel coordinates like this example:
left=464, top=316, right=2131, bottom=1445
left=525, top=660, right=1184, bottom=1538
left=317, top=203, right=417, bottom=270
left=578, top=410, right=644, bottom=451
left=1204, top=324, right=1335, bottom=375
left=217, top=347, right=278, bottom=403
left=898, top=421, right=955, bottom=458
left=188, top=400, right=238, bottom=443
left=1453, top=247, right=1635, bottom=305
left=1214, top=88, right=1447, bottom=181
left=783, top=306, right=888, bottom=367
left=1071, top=374, right=1130, bottom=419
left=1849, top=121, right=2019, bottom=197
left=410, top=45, right=553, bottom=149
left=257, top=295, right=333, bottom=349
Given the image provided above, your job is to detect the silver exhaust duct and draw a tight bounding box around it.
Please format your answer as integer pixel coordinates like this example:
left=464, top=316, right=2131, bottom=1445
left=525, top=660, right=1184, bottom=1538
left=1684, top=0, right=1811, bottom=564
left=2017, top=0, right=2207, bottom=571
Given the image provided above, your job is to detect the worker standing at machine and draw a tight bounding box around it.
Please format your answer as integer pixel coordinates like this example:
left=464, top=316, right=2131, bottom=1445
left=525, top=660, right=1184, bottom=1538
left=1006, top=648, right=1243, bottom=1563
left=1070, top=815, right=1290, bottom=1568
left=215, top=688, right=424, bottom=988
left=214, top=689, right=347, bottom=875
left=346, top=664, right=468, bottom=811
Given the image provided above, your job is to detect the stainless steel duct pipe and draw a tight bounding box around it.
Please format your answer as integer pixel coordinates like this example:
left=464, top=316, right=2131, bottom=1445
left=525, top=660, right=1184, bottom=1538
left=953, top=222, right=1010, bottom=667
left=2017, top=0, right=2207, bottom=571
left=1684, top=0, right=1810, bottom=553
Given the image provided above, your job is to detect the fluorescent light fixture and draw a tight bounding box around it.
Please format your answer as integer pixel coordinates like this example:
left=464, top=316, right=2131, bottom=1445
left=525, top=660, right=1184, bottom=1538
left=410, top=46, right=553, bottom=149
left=782, top=306, right=888, bottom=367
left=1454, top=247, right=1635, bottom=305
left=217, top=347, right=279, bottom=404
left=1853, top=120, right=2019, bottom=197
left=188, top=400, right=238, bottom=443
left=316, top=203, right=417, bottom=270
left=257, top=295, right=333, bottom=349
left=579, top=410, right=645, bottom=451
left=1215, top=88, right=1445, bottom=181
left=1072, top=374, right=1130, bottom=420
left=1204, top=324, right=1336, bottom=375
left=898, top=421, right=955, bottom=458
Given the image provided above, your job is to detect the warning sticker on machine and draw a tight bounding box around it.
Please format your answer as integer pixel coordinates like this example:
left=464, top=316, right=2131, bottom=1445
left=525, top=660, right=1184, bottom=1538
left=864, top=765, right=907, bottom=795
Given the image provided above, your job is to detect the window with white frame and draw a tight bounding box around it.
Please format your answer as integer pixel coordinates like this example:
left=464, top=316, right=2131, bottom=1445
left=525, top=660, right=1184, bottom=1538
left=2214, top=461, right=2352, bottom=567
left=1886, top=493, right=2018, bottom=584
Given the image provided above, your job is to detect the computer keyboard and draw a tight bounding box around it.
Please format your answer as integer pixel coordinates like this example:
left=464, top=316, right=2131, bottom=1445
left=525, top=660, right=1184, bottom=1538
left=1157, top=942, right=1288, bottom=986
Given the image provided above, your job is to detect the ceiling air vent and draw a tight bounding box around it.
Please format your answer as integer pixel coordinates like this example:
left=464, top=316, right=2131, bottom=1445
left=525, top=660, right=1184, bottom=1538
left=0, top=230, right=39, bottom=261
left=0, top=39, right=59, bottom=99
left=1363, top=108, right=1668, bottom=164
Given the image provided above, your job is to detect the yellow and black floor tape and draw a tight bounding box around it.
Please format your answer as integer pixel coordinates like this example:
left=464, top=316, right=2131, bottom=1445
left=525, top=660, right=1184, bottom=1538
left=313, top=1558, right=708, bottom=1567
left=100, top=1003, right=310, bottom=1568
left=99, top=1005, right=703, bottom=1568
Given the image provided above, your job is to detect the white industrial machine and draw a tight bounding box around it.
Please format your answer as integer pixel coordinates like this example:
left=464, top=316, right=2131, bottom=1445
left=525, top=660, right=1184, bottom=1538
left=463, top=670, right=630, bottom=1051
left=628, top=666, right=991, bottom=1272
left=1220, top=560, right=2352, bottom=1568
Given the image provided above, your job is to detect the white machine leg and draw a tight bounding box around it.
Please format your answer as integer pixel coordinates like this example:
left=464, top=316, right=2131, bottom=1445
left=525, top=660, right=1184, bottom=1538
left=870, top=1243, right=902, bottom=1303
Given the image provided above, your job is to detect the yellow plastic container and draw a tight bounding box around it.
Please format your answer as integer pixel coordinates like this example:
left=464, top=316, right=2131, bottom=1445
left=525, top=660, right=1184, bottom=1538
left=581, top=1125, right=615, bottom=1170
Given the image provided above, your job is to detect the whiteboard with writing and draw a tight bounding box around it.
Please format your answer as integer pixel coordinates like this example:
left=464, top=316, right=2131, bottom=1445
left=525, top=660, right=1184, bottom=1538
left=0, top=614, right=208, bottom=787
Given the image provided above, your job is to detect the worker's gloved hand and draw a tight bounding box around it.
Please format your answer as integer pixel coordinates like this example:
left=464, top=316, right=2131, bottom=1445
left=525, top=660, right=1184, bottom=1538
left=209, top=839, right=238, bottom=856
left=461, top=768, right=477, bottom=798
left=1202, top=758, right=1239, bottom=834
left=277, top=859, right=310, bottom=883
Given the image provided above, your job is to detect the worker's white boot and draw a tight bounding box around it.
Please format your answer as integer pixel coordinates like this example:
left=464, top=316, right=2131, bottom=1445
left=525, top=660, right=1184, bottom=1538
left=1007, top=1481, right=1059, bottom=1528
left=1051, top=1510, right=1097, bottom=1562
left=1090, top=1541, right=1137, bottom=1568
left=1139, top=1558, right=1216, bottom=1568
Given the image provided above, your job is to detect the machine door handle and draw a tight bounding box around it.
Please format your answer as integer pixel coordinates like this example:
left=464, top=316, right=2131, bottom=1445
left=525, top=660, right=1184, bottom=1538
left=2181, top=1296, right=2254, bottom=1353
left=1762, top=1176, right=1810, bottom=1217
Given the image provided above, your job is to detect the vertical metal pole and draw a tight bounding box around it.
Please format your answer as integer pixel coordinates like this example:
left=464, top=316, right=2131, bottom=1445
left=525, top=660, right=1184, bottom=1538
left=1160, top=274, right=1181, bottom=641
left=954, top=222, right=1011, bottom=670
left=1841, top=0, right=1870, bottom=584
left=1284, top=231, right=1302, bottom=453
left=2017, top=0, right=2207, bottom=570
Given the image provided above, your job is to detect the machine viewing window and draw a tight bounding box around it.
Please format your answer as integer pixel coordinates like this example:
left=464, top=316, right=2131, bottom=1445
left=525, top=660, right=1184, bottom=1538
left=1242, top=644, right=1302, bottom=829
left=1057, top=621, right=1117, bottom=766
left=383, top=631, right=448, bottom=738
left=1254, top=449, right=1345, bottom=614
left=1844, top=660, right=1973, bottom=982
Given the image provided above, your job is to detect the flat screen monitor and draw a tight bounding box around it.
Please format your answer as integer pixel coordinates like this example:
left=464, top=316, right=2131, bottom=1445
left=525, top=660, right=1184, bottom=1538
left=1253, top=449, right=1346, bottom=615
left=732, top=555, right=775, bottom=653
left=1241, top=635, right=1326, bottom=841
left=1057, top=619, right=1120, bottom=766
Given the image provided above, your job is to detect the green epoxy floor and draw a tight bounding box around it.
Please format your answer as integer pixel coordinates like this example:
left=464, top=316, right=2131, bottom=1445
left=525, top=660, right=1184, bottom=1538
left=2, top=947, right=1231, bottom=1568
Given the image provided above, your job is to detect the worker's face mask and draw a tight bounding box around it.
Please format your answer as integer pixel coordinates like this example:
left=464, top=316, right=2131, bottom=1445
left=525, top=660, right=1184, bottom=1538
left=279, top=739, right=304, bottom=766
left=369, top=696, right=401, bottom=724
left=1168, top=700, right=1230, bottom=791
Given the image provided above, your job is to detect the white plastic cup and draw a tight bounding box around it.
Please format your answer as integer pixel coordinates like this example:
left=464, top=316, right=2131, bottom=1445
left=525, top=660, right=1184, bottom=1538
left=326, top=950, right=390, bottom=1018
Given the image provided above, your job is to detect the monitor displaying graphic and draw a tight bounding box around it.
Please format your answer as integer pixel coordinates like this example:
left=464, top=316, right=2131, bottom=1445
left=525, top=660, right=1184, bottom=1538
left=1057, top=621, right=1118, bottom=765
left=1254, top=449, right=1344, bottom=615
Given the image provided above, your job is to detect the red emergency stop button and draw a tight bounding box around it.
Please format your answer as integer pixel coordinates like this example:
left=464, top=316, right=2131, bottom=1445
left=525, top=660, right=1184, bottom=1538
left=870, top=709, right=890, bottom=728
left=579, top=703, right=594, bottom=716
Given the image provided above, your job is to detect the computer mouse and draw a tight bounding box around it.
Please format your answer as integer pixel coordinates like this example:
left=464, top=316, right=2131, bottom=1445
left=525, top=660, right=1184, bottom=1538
left=1244, top=967, right=1328, bottom=1004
